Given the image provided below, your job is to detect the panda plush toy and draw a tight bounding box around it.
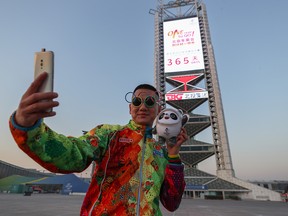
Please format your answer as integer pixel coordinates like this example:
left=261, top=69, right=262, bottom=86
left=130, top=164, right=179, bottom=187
left=152, top=107, right=189, bottom=145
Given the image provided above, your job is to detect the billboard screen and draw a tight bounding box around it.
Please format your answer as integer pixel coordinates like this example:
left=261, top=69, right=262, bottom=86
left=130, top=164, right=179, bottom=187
left=163, top=17, right=204, bottom=73
left=165, top=91, right=208, bottom=101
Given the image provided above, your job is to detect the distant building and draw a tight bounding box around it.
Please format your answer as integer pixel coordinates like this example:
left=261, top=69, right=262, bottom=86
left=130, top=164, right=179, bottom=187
left=251, top=180, right=288, bottom=194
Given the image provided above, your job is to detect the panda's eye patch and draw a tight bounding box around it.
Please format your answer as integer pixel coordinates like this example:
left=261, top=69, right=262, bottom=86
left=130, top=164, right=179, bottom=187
left=170, top=113, right=177, bottom=120
left=159, top=113, right=164, bottom=120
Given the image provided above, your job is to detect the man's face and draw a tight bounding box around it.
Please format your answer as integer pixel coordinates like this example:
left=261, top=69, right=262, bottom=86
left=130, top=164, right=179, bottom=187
left=129, top=89, right=161, bottom=127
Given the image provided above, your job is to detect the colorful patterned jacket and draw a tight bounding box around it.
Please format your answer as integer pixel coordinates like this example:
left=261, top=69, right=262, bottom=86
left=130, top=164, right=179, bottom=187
left=9, top=114, right=185, bottom=216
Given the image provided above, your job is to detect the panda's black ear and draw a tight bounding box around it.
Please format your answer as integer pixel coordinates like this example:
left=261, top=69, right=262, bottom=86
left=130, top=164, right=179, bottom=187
left=178, top=109, right=184, bottom=115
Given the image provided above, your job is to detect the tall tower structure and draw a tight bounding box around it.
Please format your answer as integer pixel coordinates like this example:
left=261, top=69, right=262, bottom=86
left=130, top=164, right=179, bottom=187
left=151, top=0, right=234, bottom=178
left=150, top=0, right=282, bottom=201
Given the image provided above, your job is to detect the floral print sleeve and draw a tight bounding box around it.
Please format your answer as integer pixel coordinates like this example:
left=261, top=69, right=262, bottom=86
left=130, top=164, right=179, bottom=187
left=160, top=164, right=185, bottom=212
left=9, top=113, right=122, bottom=174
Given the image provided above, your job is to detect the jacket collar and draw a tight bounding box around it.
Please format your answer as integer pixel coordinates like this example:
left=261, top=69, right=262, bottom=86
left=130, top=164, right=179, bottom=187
left=128, top=120, right=145, bottom=131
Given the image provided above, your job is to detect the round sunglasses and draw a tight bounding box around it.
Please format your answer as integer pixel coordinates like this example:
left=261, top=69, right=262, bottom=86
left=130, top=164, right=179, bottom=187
left=131, top=96, right=158, bottom=108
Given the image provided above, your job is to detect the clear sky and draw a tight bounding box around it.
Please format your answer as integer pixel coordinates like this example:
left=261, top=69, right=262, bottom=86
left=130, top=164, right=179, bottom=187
left=1, top=0, right=287, bottom=181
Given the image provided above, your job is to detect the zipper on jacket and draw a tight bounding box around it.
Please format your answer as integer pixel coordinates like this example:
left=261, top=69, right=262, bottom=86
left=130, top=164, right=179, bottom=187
left=136, top=126, right=152, bottom=216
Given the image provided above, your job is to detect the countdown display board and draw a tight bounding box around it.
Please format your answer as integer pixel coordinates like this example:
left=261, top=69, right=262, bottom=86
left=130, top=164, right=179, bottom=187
left=163, top=17, right=205, bottom=73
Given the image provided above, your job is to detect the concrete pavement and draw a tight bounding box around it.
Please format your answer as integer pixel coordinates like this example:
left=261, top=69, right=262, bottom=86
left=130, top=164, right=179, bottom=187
left=0, top=193, right=287, bottom=216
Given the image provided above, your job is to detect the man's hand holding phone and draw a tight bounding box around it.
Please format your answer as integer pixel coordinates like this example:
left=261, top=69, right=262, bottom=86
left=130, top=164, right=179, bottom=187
left=15, top=72, right=59, bottom=127
left=14, top=49, right=59, bottom=128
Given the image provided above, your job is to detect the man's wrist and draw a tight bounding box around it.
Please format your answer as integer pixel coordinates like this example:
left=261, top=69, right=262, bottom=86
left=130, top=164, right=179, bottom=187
left=11, top=111, right=42, bottom=132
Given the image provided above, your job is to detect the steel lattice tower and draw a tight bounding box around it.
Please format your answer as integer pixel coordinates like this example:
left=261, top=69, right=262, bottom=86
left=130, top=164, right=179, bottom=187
left=150, top=0, right=235, bottom=178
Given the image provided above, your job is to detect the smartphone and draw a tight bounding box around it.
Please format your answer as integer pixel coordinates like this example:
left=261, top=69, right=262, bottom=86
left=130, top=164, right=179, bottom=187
left=34, top=48, right=54, bottom=93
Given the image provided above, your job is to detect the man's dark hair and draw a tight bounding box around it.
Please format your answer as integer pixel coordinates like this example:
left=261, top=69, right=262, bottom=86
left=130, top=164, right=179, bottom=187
left=133, top=84, right=159, bottom=97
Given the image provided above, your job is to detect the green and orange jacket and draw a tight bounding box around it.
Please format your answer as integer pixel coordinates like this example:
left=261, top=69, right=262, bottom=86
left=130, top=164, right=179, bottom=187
left=9, top=114, right=185, bottom=216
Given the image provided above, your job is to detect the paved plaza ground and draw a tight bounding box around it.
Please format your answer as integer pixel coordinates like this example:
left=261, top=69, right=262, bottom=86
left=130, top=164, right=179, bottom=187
left=0, top=193, right=287, bottom=216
